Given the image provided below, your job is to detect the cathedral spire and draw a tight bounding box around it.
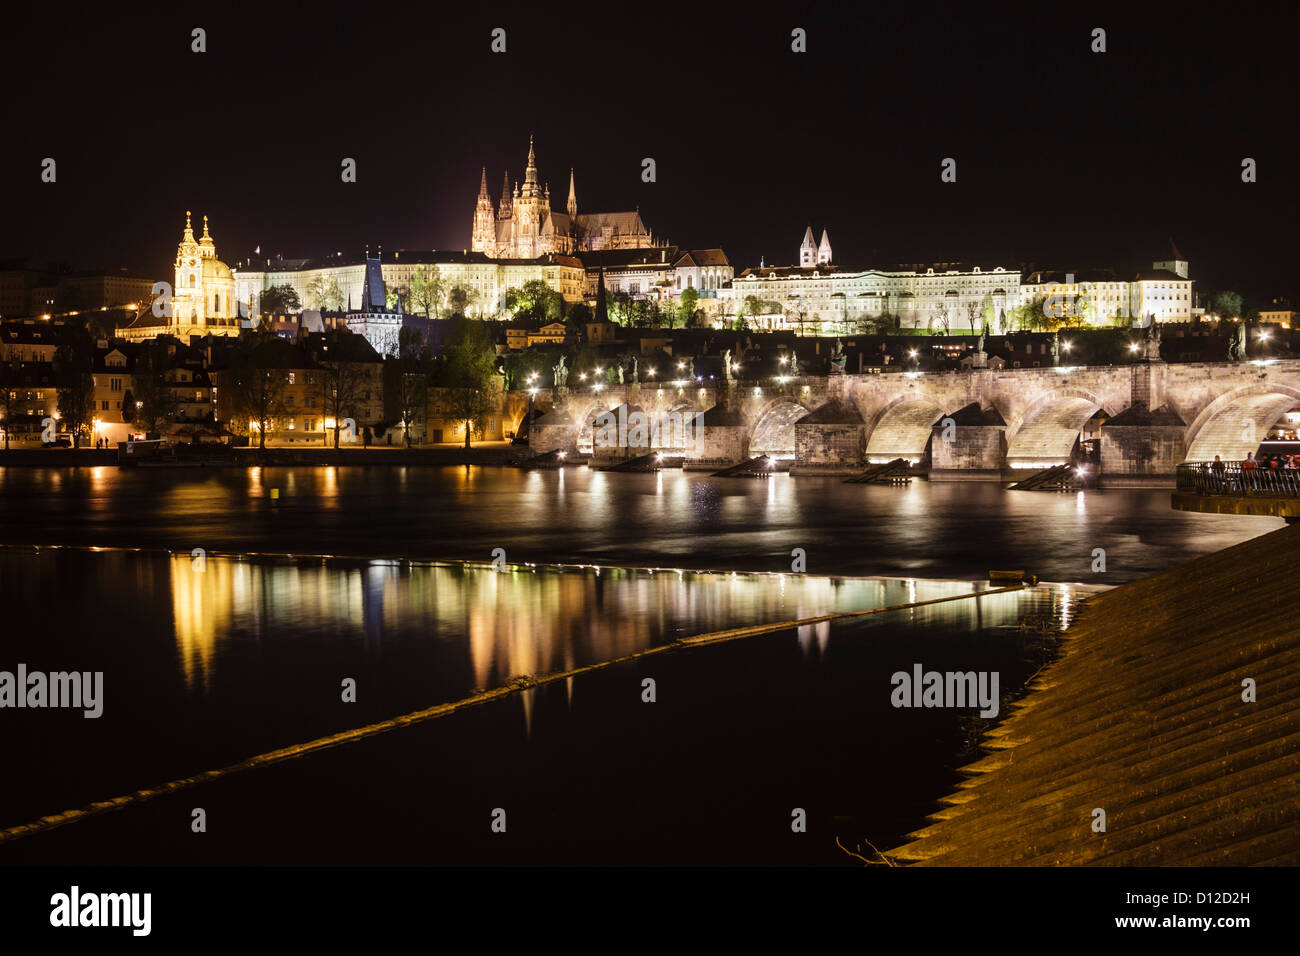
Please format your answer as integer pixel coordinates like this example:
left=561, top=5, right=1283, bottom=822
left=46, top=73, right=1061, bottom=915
left=499, top=170, right=512, bottom=218
left=567, top=168, right=577, bottom=219
left=182, top=210, right=195, bottom=243
left=522, top=134, right=541, bottom=197
left=477, top=167, right=489, bottom=198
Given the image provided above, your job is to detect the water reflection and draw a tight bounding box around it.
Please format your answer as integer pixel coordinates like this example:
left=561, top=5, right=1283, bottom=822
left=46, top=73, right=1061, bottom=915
left=162, top=552, right=1004, bottom=695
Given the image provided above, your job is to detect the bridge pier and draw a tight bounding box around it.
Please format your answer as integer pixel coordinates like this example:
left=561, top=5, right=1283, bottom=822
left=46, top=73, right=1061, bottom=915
left=789, top=400, right=866, bottom=475
left=1098, top=402, right=1186, bottom=488
left=929, top=404, right=1008, bottom=481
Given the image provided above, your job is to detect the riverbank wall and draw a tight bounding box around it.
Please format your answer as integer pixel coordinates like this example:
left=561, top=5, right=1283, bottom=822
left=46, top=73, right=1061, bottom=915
left=0, top=444, right=529, bottom=468
left=891, top=522, right=1300, bottom=865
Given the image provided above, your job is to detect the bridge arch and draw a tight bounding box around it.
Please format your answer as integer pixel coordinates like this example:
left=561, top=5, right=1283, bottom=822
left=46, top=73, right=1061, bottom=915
left=1183, top=382, right=1300, bottom=462
left=1005, top=387, right=1115, bottom=468
left=573, top=398, right=618, bottom=454
left=651, top=400, right=702, bottom=452
left=750, top=396, right=813, bottom=457
left=864, top=396, right=947, bottom=462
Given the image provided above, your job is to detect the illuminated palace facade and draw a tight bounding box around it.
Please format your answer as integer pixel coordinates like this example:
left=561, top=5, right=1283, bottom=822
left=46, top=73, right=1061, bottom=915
left=233, top=250, right=585, bottom=321
left=717, top=230, right=1195, bottom=334
left=471, top=136, right=658, bottom=259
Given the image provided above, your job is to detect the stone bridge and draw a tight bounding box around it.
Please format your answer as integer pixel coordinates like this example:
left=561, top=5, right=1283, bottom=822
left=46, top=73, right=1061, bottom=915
left=522, top=360, right=1300, bottom=484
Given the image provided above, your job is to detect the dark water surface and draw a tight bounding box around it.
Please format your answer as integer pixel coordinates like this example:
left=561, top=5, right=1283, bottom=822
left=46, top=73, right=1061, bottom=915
left=0, top=465, right=1281, bottom=580
left=0, top=465, right=1275, bottom=864
left=0, top=545, right=1075, bottom=864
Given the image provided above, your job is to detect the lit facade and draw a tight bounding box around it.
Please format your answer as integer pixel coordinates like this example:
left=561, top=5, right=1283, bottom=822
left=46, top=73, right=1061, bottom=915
left=471, top=137, right=657, bottom=258
left=235, top=250, right=585, bottom=321
left=120, top=212, right=242, bottom=342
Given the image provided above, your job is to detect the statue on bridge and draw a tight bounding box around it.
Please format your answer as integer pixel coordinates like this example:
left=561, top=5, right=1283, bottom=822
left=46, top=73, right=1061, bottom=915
left=970, top=323, right=989, bottom=369
left=1141, top=318, right=1164, bottom=363
left=829, top=339, right=846, bottom=373
left=553, top=354, right=568, bottom=388
left=723, top=349, right=733, bottom=382
left=1052, top=331, right=1060, bottom=366
left=630, top=355, right=638, bottom=383
left=1229, top=322, right=1247, bottom=362
left=617, top=363, right=624, bottom=385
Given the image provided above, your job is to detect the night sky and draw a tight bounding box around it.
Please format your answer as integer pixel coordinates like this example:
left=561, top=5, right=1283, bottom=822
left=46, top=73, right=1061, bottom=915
left=4, top=3, right=1297, bottom=302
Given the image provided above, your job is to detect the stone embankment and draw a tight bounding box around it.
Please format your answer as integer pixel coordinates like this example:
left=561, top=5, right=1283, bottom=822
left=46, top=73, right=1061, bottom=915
left=892, top=523, right=1300, bottom=865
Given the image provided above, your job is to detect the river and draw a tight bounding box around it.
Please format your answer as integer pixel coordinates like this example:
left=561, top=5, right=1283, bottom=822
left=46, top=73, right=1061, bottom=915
left=0, top=465, right=1279, bottom=864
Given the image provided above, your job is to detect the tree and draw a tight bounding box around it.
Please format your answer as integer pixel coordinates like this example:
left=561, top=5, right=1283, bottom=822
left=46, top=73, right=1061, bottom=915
left=1212, top=290, right=1243, bottom=320
left=506, top=279, right=564, bottom=322
left=679, top=287, right=700, bottom=327
left=447, top=284, right=480, bottom=318
left=53, top=324, right=96, bottom=448
left=130, top=342, right=181, bottom=439
left=316, top=331, right=371, bottom=448
left=391, top=327, right=433, bottom=447
left=259, top=284, right=301, bottom=316
left=304, top=275, right=344, bottom=311
left=566, top=302, right=593, bottom=328
left=386, top=282, right=410, bottom=313
left=965, top=298, right=982, bottom=334
left=409, top=265, right=444, bottom=318
left=441, top=317, right=498, bottom=449
left=227, top=334, right=290, bottom=450
left=1012, top=295, right=1048, bottom=332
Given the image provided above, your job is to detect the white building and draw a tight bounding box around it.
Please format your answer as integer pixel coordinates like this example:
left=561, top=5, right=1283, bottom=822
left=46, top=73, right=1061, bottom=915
left=719, top=230, right=1197, bottom=333
left=234, top=250, right=585, bottom=321
left=721, top=233, right=1021, bottom=334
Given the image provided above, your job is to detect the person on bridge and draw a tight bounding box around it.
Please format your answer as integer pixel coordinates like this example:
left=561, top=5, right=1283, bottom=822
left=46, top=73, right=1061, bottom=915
left=1243, top=452, right=1258, bottom=488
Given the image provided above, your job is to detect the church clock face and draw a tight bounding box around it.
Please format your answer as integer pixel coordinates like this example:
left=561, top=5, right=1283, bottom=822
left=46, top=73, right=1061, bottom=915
left=188, top=258, right=198, bottom=267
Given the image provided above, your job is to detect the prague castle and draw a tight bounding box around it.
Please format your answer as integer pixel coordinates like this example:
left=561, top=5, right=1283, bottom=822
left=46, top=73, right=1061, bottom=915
left=121, top=211, right=241, bottom=342
left=471, top=136, right=656, bottom=258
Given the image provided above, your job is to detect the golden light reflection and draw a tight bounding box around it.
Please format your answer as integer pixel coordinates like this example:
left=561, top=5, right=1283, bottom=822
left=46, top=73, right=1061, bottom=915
left=167, top=555, right=1012, bottom=697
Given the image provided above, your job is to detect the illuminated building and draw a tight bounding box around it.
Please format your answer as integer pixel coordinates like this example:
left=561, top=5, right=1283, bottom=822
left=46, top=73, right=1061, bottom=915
left=471, top=136, right=657, bottom=258
left=120, top=212, right=242, bottom=342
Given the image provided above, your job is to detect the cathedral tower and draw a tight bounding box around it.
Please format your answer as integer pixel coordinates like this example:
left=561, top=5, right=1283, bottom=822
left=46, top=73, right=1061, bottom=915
left=567, top=168, right=577, bottom=219
left=799, top=226, right=816, bottom=268
left=471, top=168, right=496, bottom=253
left=817, top=229, right=832, bottom=266
left=498, top=170, right=512, bottom=220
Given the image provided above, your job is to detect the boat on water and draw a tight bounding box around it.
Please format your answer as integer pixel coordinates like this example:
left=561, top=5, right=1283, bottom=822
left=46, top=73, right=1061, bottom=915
left=116, top=439, right=237, bottom=468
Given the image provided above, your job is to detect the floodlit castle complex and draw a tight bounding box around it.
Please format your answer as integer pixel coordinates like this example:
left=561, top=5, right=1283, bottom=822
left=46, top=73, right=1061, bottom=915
left=716, top=230, right=1195, bottom=334
left=123, top=143, right=1195, bottom=345
left=471, top=136, right=656, bottom=258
